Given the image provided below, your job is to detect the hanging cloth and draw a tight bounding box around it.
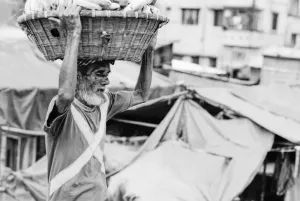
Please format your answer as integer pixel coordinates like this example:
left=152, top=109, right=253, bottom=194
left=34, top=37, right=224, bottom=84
left=272, top=151, right=295, bottom=195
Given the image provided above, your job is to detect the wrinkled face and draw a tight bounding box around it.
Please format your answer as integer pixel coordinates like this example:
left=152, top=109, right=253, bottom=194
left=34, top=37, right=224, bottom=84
left=77, top=61, right=111, bottom=106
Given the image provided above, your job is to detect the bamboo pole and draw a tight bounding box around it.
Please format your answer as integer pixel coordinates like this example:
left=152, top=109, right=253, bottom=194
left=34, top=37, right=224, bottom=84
left=128, top=91, right=188, bottom=111
left=112, top=118, right=158, bottom=128
left=0, top=126, right=45, bottom=136
left=260, top=159, right=267, bottom=201
left=0, top=133, right=7, bottom=183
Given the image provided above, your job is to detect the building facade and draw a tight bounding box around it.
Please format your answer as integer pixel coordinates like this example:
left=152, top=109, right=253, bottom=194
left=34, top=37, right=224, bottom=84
left=157, top=0, right=299, bottom=70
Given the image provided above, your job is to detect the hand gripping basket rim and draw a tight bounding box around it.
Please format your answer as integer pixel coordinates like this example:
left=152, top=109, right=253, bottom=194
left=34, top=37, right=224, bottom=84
left=17, top=10, right=169, bottom=62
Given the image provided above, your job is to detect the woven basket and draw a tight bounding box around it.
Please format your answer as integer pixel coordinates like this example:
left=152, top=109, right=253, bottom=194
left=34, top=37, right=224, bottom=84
left=17, top=10, right=169, bottom=62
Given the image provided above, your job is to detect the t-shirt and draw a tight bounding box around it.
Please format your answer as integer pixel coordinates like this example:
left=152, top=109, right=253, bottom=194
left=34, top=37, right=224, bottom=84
left=43, top=91, right=134, bottom=201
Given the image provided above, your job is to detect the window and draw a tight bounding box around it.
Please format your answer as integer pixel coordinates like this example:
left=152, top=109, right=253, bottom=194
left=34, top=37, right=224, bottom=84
left=213, top=9, right=223, bottom=26
left=182, top=9, right=200, bottom=25
left=209, top=57, right=217, bottom=67
left=192, top=56, right=200, bottom=64
left=173, top=55, right=183, bottom=60
left=223, top=9, right=259, bottom=31
left=291, top=33, right=297, bottom=47
left=272, top=12, right=278, bottom=31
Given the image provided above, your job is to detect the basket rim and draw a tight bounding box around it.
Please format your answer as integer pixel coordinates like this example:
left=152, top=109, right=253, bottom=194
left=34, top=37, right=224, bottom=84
left=17, top=10, right=169, bottom=24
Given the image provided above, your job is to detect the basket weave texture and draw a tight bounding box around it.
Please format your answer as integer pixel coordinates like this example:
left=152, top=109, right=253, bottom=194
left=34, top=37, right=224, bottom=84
left=17, top=10, right=169, bottom=62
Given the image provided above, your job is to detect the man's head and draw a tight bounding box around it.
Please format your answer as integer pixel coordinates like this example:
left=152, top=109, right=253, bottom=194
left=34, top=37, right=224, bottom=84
left=76, top=60, right=112, bottom=106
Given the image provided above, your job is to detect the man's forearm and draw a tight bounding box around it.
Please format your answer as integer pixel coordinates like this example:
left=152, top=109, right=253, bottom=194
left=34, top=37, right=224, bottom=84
left=134, top=47, right=153, bottom=101
left=57, top=32, right=80, bottom=111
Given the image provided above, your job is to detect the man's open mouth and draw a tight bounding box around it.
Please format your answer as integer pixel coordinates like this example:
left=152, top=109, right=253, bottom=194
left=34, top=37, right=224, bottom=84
left=97, top=87, right=105, bottom=92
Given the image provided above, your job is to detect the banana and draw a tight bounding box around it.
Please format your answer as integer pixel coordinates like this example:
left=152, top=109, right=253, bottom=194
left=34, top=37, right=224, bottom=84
left=148, top=5, right=159, bottom=15
left=108, top=2, right=120, bottom=10
left=87, top=0, right=112, bottom=8
left=74, top=0, right=102, bottom=10
left=141, top=5, right=151, bottom=14
left=123, top=0, right=152, bottom=12
left=30, top=0, right=41, bottom=12
left=24, top=0, right=31, bottom=13
left=39, top=0, right=51, bottom=10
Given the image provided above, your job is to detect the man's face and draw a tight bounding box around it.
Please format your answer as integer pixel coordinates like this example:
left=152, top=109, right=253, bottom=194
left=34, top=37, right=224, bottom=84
left=77, top=61, right=111, bottom=106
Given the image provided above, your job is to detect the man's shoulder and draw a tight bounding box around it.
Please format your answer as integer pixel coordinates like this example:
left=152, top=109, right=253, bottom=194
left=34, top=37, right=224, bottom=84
left=44, top=95, right=73, bottom=135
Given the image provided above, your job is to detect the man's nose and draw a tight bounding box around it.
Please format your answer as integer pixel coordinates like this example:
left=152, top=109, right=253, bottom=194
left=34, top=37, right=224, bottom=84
left=103, top=77, right=110, bottom=85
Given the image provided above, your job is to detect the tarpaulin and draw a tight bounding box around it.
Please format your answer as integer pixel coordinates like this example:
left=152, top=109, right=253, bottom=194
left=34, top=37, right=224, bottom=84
left=285, top=176, right=300, bottom=201
left=0, top=141, right=139, bottom=201
left=0, top=157, right=47, bottom=201
left=0, top=88, right=57, bottom=131
left=195, top=87, right=300, bottom=143
left=0, top=26, right=59, bottom=131
left=107, top=98, right=274, bottom=201
left=231, top=85, right=300, bottom=123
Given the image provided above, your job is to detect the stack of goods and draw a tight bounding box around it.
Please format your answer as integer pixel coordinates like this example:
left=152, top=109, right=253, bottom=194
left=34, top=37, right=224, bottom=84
left=17, top=0, right=168, bottom=62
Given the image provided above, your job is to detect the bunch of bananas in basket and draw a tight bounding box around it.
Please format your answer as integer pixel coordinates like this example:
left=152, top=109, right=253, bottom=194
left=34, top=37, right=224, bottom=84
left=24, top=0, right=160, bottom=14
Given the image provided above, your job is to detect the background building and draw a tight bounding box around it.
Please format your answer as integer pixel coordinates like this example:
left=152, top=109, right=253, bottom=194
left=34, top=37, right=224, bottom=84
left=157, top=0, right=300, bottom=72
left=0, top=0, right=24, bottom=25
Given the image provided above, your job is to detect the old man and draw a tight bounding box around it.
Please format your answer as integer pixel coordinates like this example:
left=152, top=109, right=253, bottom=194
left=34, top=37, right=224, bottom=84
left=43, top=3, right=155, bottom=201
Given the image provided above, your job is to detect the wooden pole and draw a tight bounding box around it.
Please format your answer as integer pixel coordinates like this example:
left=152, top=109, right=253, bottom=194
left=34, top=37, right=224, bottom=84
left=0, top=126, right=45, bottom=136
left=112, top=118, right=158, bottom=128
left=260, top=159, right=267, bottom=201
left=0, top=133, right=7, bottom=183
left=16, top=138, right=21, bottom=171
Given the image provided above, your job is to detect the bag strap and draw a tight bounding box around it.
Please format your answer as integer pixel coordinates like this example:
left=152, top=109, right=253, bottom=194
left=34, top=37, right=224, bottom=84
left=70, top=103, right=106, bottom=173
left=49, top=94, right=109, bottom=196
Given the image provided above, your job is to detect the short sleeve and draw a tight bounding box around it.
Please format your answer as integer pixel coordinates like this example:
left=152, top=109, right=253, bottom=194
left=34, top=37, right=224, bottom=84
left=107, top=91, right=134, bottom=120
left=43, top=96, right=69, bottom=136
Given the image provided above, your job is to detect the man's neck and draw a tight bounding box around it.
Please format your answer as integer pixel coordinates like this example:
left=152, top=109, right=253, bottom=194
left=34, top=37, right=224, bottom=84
left=74, top=94, right=95, bottom=109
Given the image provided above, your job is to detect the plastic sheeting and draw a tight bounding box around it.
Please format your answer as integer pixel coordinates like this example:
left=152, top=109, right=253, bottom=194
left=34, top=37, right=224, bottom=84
left=0, top=26, right=59, bottom=131
left=107, top=98, right=274, bottom=201
left=285, top=176, right=300, bottom=201
left=0, top=142, right=139, bottom=201
left=0, top=157, right=47, bottom=201
left=231, top=85, right=300, bottom=123
left=195, top=87, right=300, bottom=143
left=0, top=88, right=57, bottom=131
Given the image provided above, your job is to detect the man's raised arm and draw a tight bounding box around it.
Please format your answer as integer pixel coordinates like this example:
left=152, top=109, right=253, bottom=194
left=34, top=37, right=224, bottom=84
left=56, top=5, right=82, bottom=113
left=131, top=36, right=156, bottom=105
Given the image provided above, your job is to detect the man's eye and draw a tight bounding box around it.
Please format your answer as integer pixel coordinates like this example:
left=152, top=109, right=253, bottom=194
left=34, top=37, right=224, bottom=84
left=96, top=73, right=109, bottom=77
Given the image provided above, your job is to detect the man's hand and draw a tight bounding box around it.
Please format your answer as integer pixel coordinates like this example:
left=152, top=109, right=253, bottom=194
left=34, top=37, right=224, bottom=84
left=148, top=33, right=157, bottom=50
left=58, top=4, right=82, bottom=36
left=130, top=32, right=155, bottom=106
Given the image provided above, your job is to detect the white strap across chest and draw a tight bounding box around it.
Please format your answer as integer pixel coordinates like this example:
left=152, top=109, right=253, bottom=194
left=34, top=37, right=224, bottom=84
left=70, top=104, right=106, bottom=173
left=49, top=94, right=109, bottom=196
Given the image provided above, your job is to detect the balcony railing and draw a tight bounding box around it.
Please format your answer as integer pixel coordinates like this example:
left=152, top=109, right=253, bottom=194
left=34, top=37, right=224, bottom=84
left=223, top=30, right=264, bottom=48
left=223, top=29, right=284, bottom=48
